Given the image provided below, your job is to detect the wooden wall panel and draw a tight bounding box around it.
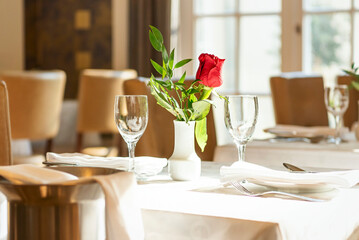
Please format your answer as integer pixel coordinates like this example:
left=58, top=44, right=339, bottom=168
left=25, top=0, right=112, bottom=99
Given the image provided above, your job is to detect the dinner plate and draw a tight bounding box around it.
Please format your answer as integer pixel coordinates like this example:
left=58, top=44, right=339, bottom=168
left=247, top=178, right=335, bottom=193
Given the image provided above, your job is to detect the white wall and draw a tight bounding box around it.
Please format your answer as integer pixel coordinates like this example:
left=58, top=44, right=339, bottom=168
left=0, top=0, right=24, bottom=70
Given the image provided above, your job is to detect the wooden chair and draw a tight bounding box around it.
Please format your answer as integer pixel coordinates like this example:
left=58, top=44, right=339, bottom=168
left=0, top=70, right=66, bottom=164
left=337, top=75, right=359, bottom=128
left=0, top=81, right=12, bottom=165
left=76, top=69, right=137, bottom=156
left=122, top=78, right=217, bottom=161
left=270, top=72, right=328, bottom=126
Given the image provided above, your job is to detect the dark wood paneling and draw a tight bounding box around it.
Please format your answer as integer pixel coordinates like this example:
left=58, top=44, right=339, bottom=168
left=25, top=0, right=112, bottom=99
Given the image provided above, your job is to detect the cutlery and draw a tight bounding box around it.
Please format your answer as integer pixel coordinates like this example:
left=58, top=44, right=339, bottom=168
left=269, top=136, right=325, bottom=144
left=230, top=181, right=324, bottom=202
left=282, top=163, right=317, bottom=173
left=283, top=163, right=307, bottom=172
left=42, top=161, right=78, bottom=166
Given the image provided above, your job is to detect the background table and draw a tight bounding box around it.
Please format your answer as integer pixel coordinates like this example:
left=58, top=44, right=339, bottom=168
left=214, top=140, right=359, bottom=170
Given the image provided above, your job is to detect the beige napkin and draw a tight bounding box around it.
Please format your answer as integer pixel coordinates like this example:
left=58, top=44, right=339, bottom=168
left=0, top=164, right=144, bottom=240
left=0, top=164, right=78, bottom=184
left=264, top=124, right=336, bottom=138
left=220, top=161, right=359, bottom=188
left=46, top=152, right=167, bottom=176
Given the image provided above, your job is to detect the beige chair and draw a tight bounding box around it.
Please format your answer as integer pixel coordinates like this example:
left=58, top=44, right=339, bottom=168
left=122, top=78, right=217, bottom=161
left=0, top=70, right=66, bottom=164
left=76, top=69, right=138, bottom=156
left=0, top=81, right=12, bottom=165
left=270, top=72, right=328, bottom=126
left=337, top=75, right=359, bottom=128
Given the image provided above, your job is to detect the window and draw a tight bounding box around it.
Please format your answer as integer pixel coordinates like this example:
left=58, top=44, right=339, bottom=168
left=192, top=0, right=281, bottom=94
left=175, top=0, right=359, bottom=141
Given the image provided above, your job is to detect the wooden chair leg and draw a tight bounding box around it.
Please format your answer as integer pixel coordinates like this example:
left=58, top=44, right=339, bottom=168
left=76, top=133, right=83, bottom=153
left=44, top=138, right=53, bottom=155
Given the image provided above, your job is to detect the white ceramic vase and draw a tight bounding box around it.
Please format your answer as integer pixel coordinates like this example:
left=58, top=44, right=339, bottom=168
left=168, top=120, right=201, bottom=181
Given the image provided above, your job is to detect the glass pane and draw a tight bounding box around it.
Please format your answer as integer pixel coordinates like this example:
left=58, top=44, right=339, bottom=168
left=303, top=0, right=351, bottom=11
left=194, top=0, right=235, bottom=14
left=239, top=16, right=281, bottom=94
left=239, top=0, right=281, bottom=13
left=303, top=13, right=351, bottom=84
left=195, top=17, right=236, bottom=92
left=356, top=0, right=359, bottom=9
left=355, top=14, right=359, bottom=64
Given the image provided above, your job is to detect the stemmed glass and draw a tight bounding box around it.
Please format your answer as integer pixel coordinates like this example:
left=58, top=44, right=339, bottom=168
left=114, top=95, right=148, bottom=173
left=224, top=95, right=259, bottom=162
left=324, top=85, right=349, bottom=144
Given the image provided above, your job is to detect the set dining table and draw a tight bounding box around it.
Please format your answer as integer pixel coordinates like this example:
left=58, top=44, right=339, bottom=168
left=138, top=157, right=359, bottom=240
left=2, top=137, right=359, bottom=239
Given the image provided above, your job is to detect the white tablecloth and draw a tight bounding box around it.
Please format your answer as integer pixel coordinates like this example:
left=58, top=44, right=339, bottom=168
left=139, top=162, right=359, bottom=240
left=214, top=140, right=359, bottom=170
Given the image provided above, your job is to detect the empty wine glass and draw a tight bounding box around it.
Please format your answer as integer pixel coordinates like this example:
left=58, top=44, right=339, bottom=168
left=324, top=85, right=349, bottom=144
left=224, top=95, right=259, bottom=162
left=114, top=95, right=148, bottom=173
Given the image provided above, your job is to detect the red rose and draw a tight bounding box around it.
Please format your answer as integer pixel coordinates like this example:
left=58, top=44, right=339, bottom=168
left=195, top=53, right=225, bottom=88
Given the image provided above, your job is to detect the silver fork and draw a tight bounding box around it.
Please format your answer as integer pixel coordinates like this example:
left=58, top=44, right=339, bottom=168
left=231, top=181, right=325, bottom=202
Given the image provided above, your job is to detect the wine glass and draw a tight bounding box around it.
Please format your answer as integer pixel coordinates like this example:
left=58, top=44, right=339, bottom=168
left=324, top=85, right=349, bottom=144
left=224, top=95, right=259, bottom=162
left=114, top=95, right=148, bottom=173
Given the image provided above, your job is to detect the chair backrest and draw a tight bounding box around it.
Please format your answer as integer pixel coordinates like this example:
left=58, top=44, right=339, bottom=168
left=0, top=70, right=66, bottom=140
left=0, top=81, right=12, bottom=165
left=76, top=69, right=138, bottom=134
left=337, top=75, right=359, bottom=128
left=122, top=78, right=217, bottom=161
left=270, top=72, right=328, bottom=126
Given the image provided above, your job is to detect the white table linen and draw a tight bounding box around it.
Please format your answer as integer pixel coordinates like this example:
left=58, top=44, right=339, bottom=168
left=214, top=140, right=359, bottom=170
left=139, top=162, right=359, bottom=240
left=220, top=161, right=359, bottom=188
left=46, top=152, right=167, bottom=176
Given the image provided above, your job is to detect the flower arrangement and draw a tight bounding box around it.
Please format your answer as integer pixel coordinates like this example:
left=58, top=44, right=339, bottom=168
left=148, top=25, right=225, bottom=151
left=343, top=63, right=359, bottom=90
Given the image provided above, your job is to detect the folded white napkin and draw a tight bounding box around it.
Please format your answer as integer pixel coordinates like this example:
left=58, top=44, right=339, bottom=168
left=46, top=152, right=167, bottom=176
left=264, top=125, right=336, bottom=137
left=0, top=164, right=144, bottom=240
left=220, top=161, right=359, bottom=188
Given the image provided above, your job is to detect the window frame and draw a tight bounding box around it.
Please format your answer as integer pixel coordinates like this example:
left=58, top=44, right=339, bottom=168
left=177, top=0, right=359, bottom=94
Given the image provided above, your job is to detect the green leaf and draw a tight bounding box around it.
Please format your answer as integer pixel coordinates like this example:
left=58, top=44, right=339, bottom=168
left=169, top=49, right=175, bottom=69
left=149, top=30, right=162, bottom=51
left=198, top=86, right=213, bottom=100
left=343, top=69, right=358, bottom=77
left=191, top=100, right=211, bottom=121
left=150, top=59, right=164, bottom=76
left=179, top=71, right=186, bottom=84
left=195, top=118, right=208, bottom=152
left=149, top=25, right=164, bottom=44
left=174, top=59, right=192, bottom=69
left=149, top=80, right=177, bottom=117
left=189, top=94, right=197, bottom=103
left=162, top=61, right=167, bottom=79
left=162, top=45, right=169, bottom=64
left=352, top=81, right=359, bottom=91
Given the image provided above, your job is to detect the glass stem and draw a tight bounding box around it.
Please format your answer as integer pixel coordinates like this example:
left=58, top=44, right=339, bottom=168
left=236, top=143, right=246, bottom=162
left=334, top=114, right=342, bottom=145
left=127, top=142, right=136, bottom=171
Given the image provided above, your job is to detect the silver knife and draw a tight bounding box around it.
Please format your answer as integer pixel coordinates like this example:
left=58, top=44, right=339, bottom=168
left=283, top=163, right=313, bottom=173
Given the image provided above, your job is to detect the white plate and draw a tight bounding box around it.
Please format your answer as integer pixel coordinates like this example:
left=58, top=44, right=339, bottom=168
left=247, top=178, right=335, bottom=193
